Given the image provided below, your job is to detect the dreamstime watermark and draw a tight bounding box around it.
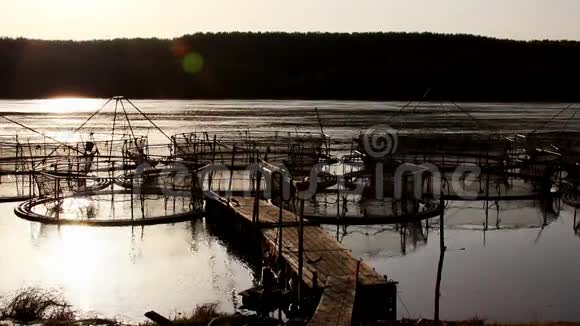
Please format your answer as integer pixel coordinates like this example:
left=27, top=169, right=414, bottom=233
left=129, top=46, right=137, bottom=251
left=360, top=123, right=483, bottom=201
left=128, top=124, right=483, bottom=202
left=361, top=124, right=399, bottom=158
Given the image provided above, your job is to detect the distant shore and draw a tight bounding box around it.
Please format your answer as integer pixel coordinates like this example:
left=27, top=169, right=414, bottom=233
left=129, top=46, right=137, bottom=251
left=1, top=32, right=580, bottom=102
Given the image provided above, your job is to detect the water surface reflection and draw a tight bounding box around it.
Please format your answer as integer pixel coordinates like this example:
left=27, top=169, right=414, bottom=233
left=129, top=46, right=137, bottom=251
left=0, top=202, right=253, bottom=322
left=332, top=198, right=580, bottom=322
left=1, top=99, right=580, bottom=322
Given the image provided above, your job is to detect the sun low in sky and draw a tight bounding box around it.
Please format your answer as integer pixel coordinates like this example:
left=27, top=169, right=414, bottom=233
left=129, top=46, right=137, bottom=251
left=1, top=0, right=579, bottom=41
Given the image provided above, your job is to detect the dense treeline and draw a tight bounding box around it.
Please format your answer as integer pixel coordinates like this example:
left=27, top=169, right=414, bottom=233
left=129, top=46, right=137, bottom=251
left=1, top=32, right=580, bottom=101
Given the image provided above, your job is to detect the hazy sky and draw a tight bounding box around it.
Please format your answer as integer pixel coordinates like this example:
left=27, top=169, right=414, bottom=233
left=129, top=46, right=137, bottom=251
left=1, top=0, right=579, bottom=41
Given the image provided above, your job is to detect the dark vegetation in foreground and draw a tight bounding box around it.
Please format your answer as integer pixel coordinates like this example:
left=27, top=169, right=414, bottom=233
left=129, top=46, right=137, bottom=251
left=0, top=288, right=223, bottom=326
left=1, top=32, right=580, bottom=101
left=0, top=288, right=75, bottom=324
left=386, top=321, right=580, bottom=326
left=1, top=288, right=579, bottom=326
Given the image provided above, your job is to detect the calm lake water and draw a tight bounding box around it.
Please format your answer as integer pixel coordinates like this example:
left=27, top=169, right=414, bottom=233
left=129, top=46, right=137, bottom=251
left=0, top=99, right=579, bottom=322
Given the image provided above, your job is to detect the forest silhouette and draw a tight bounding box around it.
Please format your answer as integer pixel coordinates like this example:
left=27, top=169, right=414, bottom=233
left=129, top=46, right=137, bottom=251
left=1, top=32, right=579, bottom=101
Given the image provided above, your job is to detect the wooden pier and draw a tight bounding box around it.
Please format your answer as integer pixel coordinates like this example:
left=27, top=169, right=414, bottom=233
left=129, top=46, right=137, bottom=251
left=308, top=276, right=356, bottom=326
left=205, top=192, right=397, bottom=324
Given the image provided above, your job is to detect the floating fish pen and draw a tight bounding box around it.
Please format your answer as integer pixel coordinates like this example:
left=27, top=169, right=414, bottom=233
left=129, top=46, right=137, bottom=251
left=417, top=198, right=561, bottom=248
left=0, top=134, right=69, bottom=174
left=4, top=96, right=208, bottom=226
left=14, top=161, right=205, bottom=226
left=299, top=174, right=442, bottom=225
left=329, top=199, right=561, bottom=249
left=0, top=132, right=143, bottom=202
left=554, top=133, right=580, bottom=199
left=350, top=131, right=563, bottom=202
left=171, top=130, right=332, bottom=176
left=0, top=132, right=150, bottom=171
left=354, top=131, right=513, bottom=169
left=115, top=164, right=200, bottom=192
left=11, top=137, right=205, bottom=225
left=326, top=221, right=429, bottom=257
left=561, top=185, right=580, bottom=208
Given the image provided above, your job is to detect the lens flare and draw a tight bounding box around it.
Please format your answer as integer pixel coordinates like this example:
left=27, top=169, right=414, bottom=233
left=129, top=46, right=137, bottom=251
left=181, top=52, right=204, bottom=75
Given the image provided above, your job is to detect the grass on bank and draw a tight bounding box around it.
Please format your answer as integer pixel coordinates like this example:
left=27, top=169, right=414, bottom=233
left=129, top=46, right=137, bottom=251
left=0, top=287, right=75, bottom=324
left=1, top=288, right=579, bottom=326
left=0, top=288, right=223, bottom=326
left=155, top=303, right=224, bottom=326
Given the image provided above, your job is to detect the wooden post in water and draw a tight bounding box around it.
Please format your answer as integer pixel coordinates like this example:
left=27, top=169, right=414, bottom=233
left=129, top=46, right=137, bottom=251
left=485, top=153, right=490, bottom=230
left=140, top=191, right=145, bottom=220
left=130, top=175, right=134, bottom=220
left=253, top=150, right=262, bottom=224
left=208, top=135, right=217, bottom=190
left=298, top=198, right=305, bottom=308
left=355, top=259, right=361, bottom=284
left=140, top=170, right=145, bottom=220
left=30, top=156, right=35, bottom=197
left=96, top=148, right=100, bottom=177
left=227, top=145, right=236, bottom=206
left=574, top=208, right=578, bottom=232
left=253, top=147, right=268, bottom=224
left=54, top=163, right=58, bottom=198
left=336, top=177, right=341, bottom=222
left=278, top=172, right=283, bottom=260
left=28, top=170, right=32, bottom=198
left=255, top=169, right=261, bottom=224
left=434, top=192, right=446, bottom=325
left=14, top=135, right=18, bottom=174
left=277, top=171, right=286, bottom=323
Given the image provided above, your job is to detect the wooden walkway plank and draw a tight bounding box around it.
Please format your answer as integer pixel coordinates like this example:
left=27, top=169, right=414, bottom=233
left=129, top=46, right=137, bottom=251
left=262, top=225, right=385, bottom=286
left=308, top=276, right=356, bottom=326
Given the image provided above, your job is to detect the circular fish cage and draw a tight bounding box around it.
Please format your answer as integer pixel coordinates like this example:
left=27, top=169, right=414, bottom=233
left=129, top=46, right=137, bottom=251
left=342, top=162, right=554, bottom=203
left=113, top=163, right=201, bottom=192
left=320, top=152, right=560, bottom=225
left=0, top=132, right=154, bottom=202
left=302, top=193, right=441, bottom=225
left=561, top=184, right=580, bottom=208
left=15, top=189, right=203, bottom=227
left=429, top=197, right=560, bottom=231
left=323, top=221, right=429, bottom=257
left=354, top=132, right=513, bottom=171
left=14, top=170, right=205, bottom=227
left=295, top=174, right=442, bottom=225
left=0, top=133, right=149, bottom=174
left=346, top=136, right=561, bottom=203
left=170, top=130, right=333, bottom=177
left=353, top=131, right=563, bottom=181
left=424, top=169, right=555, bottom=201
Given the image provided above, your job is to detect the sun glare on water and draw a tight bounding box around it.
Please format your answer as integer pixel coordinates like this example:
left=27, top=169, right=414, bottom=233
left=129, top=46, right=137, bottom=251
left=41, top=97, right=102, bottom=114
left=26, top=97, right=104, bottom=142
left=38, top=225, right=114, bottom=310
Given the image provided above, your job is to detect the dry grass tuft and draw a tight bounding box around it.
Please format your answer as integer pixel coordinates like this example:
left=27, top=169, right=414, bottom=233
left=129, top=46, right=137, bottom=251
left=0, top=287, right=75, bottom=324
left=172, top=303, right=224, bottom=326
